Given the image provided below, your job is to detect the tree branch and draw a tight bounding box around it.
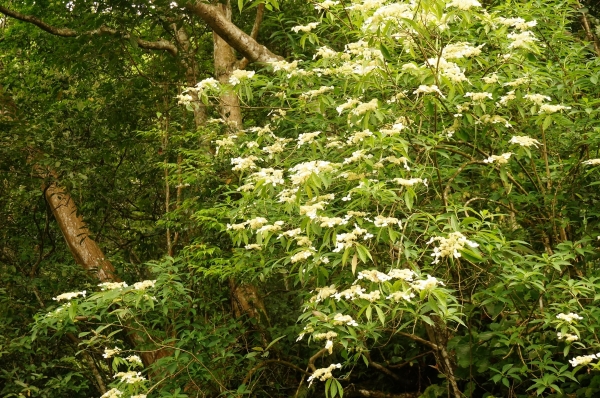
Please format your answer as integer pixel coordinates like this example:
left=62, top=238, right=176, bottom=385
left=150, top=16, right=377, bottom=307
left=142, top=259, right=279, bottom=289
left=184, top=1, right=282, bottom=63
left=0, top=6, right=178, bottom=55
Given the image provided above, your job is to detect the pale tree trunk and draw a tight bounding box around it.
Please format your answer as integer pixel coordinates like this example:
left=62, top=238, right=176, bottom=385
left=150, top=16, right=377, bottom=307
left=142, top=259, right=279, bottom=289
left=211, top=1, right=269, bottom=328
left=213, top=1, right=243, bottom=128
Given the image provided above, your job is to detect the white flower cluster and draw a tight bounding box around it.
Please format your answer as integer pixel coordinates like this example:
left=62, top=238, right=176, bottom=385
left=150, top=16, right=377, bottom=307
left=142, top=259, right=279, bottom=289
left=231, top=155, right=259, bottom=171
left=556, top=313, right=583, bottom=323
left=392, top=177, right=426, bottom=187
left=412, top=275, right=445, bottom=291
left=539, top=104, right=571, bottom=114
left=446, top=0, right=481, bottom=10
left=373, top=215, right=401, bottom=227
left=114, top=371, right=146, bottom=384
left=333, top=225, right=371, bottom=252
left=292, top=22, right=320, bottom=33
left=100, top=388, right=123, bottom=398
left=307, top=363, right=342, bottom=386
left=465, top=92, right=493, bottom=102
left=414, top=84, right=444, bottom=97
left=557, top=333, right=578, bottom=342
left=523, top=93, right=551, bottom=105
left=583, top=159, right=600, bottom=166
left=569, top=354, right=599, bottom=367
left=297, top=131, right=322, bottom=146
left=333, top=313, right=358, bottom=326
left=291, top=250, right=314, bottom=263
left=509, top=135, right=541, bottom=148
left=300, top=86, right=334, bottom=100
left=126, top=355, right=143, bottom=364
left=103, top=347, right=122, bottom=359
left=507, top=31, right=538, bottom=49
left=442, top=42, right=484, bottom=59
left=229, top=69, right=255, bottom=86
left=289, top=161, right=335, bottom=185
left=250, top=168, right=285, bottom=186
left=53, top=290, right=86, bottom=301
left=133, top=280, right=156, bottom=290
left=427, top=232, right=478, bottom=264
left=497, top=17, right=537, bottom=31
left=483, top=152, right=512, bottom=165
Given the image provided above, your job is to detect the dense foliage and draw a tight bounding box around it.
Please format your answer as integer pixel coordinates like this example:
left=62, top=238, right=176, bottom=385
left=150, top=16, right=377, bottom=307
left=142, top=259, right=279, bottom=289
left=4, top=0, right=600, bottom=397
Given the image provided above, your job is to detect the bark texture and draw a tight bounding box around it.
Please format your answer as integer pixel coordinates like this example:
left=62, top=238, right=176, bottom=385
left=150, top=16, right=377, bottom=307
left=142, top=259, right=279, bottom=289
left=213, top=1, right=243, bottom=127
left=44, top=182, right=120, bottom=282
left=185, top=1, right=282, bottom=63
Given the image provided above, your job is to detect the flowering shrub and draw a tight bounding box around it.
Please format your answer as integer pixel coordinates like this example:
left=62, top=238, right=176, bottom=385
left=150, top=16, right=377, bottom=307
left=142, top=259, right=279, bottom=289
left=30, top=0, right=600, bottom=397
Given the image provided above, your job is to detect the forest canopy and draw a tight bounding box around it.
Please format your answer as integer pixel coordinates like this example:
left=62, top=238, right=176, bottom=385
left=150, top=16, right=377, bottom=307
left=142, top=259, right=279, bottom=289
left=3, top=0, right=600, bottom=397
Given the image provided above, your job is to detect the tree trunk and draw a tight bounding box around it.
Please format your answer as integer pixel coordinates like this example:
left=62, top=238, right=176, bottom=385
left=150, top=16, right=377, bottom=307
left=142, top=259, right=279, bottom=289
left=44, top=182, right=120, bottom=283
left=213, top=1, right=243, bottom=128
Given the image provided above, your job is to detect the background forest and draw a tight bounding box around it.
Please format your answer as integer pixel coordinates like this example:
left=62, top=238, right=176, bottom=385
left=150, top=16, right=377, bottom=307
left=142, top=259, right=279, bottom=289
left=3, top=0, right=600, bottom=397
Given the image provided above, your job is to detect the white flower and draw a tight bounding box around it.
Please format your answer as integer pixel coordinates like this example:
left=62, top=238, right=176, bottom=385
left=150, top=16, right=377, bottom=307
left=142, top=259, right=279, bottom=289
left=290, top=250, right=314, bottom=263
left=358, top=290, right=381, bottom=302
left=297, top=131, right=321, bottom=147
left=227, top=222, right=247, bottom=231
left=98, top=282, right=128, bottom=291
left=336, top=98, right=360, bottom=114
left=446, top=0, right=481, bottom=10
left=307, top=363, right=342, bottom=386
left=428, top=232, right=478, bottom=264
left=269, top=60, right=299, bottom=72
left=343, top=149, right=373, bottom=164
left=373, top=215, right=401, bottom=227
left=507, top=31, right=538, bottom=48
left=289, top=161, right=335, bottom=185
left=176, top=93, right=193, bottom=105
left=497, top=91, right=516, bottom=106
left=387, top=291, right=415, bottom=302
left=569, top=354, right=599, bottom=367
left=126, top=355, right=143, bottom=364
left=245, top=244, right=262, bottom=250
left=556, top=312, right=583, bottom=323
left=350, top=99, right=378, bottom=116
left=392, top=178, right=426, bottom=187
left=247, top=217, right=268, bottom=229
left=231, top=156, right=259, bottom=171
left=229, top=69, right=255, bottom=86
left=333, top=313, right=358, bottom=326
left=465, top=92, right=493, bottom=101
left=357, top=270, right=392, bottom=283
left=483, top=152, right=512, bottom=165
left=557, top=333, right=579, bottom=342
left=319, top=216, right=347, bottom=228
left=114, top=371, right=146, bottom=384
left=347, top=129, right=374, bottom=144
left=539, top=104, right=571, bottom=114
left=314, top=331, right=338, bottom=340
left=314, top=46, right=339, bottom=59
left=413, top=84, right=445, bottom=97
left=412, top=275, right=445, bottom=290
left=523, top=93, right=551, bottom=105
left=325, top=339, right=334, bottom=354
left=442, top=42, right=484, bottom=59
left=131, top=395, right=147, bottom=398
left=300, top=202, right=327, bottom=219
left=509, top=135, right=541, bottom=148
left=388, top=269, right=415, bottom=281
left=482, top=73, right=498, bottom=84
left=100, top=388, right=123, bottom=398
left=310, top=285, right=337, bottom=302
left=292, top=22, right=319, bottom=33
left=103, top=347, right=122, bottom=359
left=496, top=17, right=537, bottom=31
left=250, top=168, right=285, bottom=186
left=503, top=78, right=529, bottom=87
left=133, top=280, right=156, bottom=290
left=53, top=290, right=86, bottom=301
left=300, top=86, right=334, bottom=100
left=583, top=159, right=600, bottom=166
left=333, top=285, right=365, bottom=301
left=314, top=0, right=339, bottom=10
